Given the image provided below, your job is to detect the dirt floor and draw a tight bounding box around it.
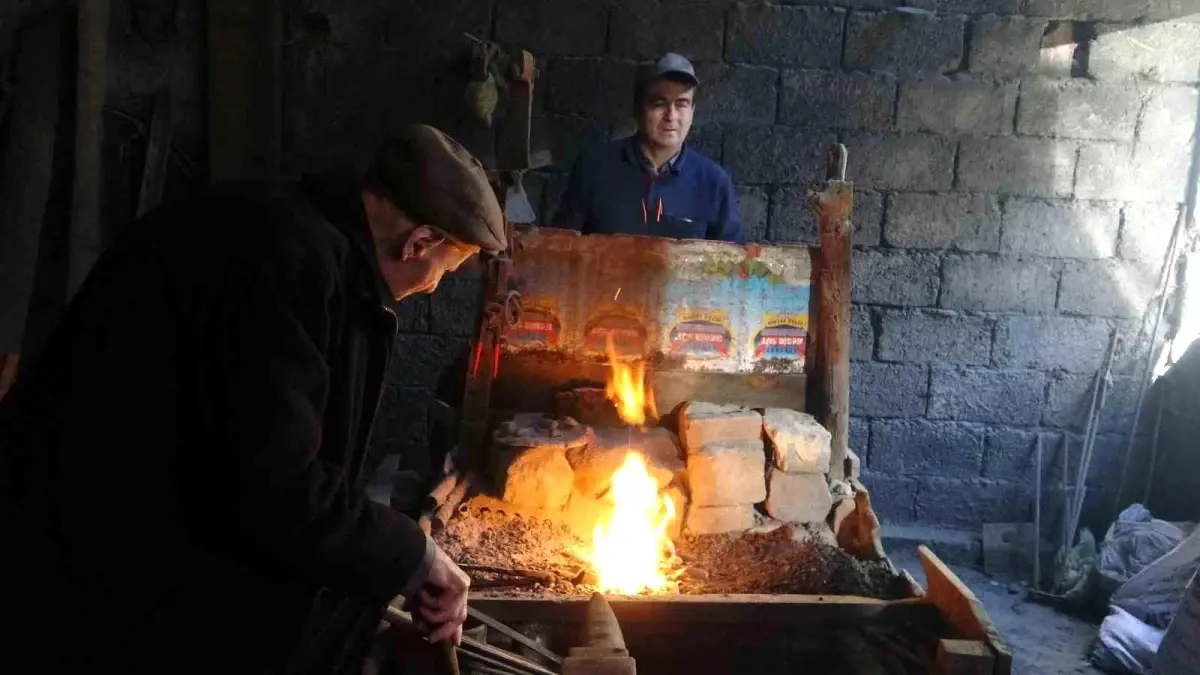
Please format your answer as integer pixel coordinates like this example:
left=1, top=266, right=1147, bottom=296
left=888, top=548, right=1105, bottom=675
left=435, top=510, right=908, bottom=599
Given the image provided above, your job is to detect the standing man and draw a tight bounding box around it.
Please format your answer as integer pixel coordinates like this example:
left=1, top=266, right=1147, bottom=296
left=0, top=126, right=497, bottom=674
left=553, top=53, right=745, bottom=244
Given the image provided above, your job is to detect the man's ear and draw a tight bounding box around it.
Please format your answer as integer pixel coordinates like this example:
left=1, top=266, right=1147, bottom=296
left=401, top=225, right=446, bottom=261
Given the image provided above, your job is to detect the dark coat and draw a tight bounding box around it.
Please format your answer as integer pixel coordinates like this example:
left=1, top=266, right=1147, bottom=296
left=0, top=171, right=432, bottom=674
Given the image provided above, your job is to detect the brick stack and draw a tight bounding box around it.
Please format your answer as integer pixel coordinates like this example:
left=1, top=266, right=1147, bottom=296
left=762, top=408, right=834, bottom=524
left=679, top=403, right=766, bottom=534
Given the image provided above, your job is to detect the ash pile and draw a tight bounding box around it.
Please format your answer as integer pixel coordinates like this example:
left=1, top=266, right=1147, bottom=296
left=427, top=399, right=905, bottom=599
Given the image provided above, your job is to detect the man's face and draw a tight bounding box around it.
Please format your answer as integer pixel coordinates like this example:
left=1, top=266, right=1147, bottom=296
left=638, top=79, right=694, bottom=152
left=362, top=190, right=481, bottom=301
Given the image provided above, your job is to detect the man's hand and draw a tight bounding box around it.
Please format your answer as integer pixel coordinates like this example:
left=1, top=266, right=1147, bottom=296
left=417, top=544, right=470, bottom=645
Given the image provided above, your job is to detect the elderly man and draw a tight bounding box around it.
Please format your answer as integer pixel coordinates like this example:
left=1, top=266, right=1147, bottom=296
left=553, top=53, right=744, bottom=244
left=0, top=126, right=495, bottom=674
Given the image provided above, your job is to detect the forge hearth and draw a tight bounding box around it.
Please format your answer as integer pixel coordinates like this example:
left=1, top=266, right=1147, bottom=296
left=428, top=396, right=888, bottom=599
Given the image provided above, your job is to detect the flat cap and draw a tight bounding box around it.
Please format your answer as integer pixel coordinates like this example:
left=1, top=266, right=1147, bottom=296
left=368, top=125, right=506, bottom=253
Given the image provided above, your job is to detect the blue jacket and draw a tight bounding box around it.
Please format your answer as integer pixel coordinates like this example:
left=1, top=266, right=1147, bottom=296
left=552, top=136, right=744, bottom=244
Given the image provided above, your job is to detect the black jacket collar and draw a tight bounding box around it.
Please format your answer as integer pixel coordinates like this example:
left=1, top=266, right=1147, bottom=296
left=300, top=169, right=394, bottom=307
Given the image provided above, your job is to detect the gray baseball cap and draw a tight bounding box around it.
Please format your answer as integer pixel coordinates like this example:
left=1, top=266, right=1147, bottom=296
left=638, top=52, right=699, bottom=88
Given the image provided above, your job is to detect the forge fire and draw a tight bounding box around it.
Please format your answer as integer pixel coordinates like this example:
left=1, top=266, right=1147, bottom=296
left=428, top=333, right=904, bottom=600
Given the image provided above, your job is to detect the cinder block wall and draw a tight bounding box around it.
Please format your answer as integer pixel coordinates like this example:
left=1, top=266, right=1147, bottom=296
left=5, top=0, right=1195, bottom=536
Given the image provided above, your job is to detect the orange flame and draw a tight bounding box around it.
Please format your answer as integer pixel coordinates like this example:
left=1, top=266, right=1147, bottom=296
left=603, top=334, right=657, bottom=427
left=583, top=336, right=673, bottom=594
left=589, top=452, right=676, bottom=594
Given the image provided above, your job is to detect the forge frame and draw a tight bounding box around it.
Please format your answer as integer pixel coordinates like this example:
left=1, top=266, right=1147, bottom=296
left=425, top=148, right=1013, bottom=674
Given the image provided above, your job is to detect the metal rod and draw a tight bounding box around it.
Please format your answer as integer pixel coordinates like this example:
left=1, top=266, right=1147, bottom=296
left=1070, top=334, right=1118, bottom=539
left=1061, top=434, right=1071, bottom=550
left=1034, top=433, right=1043, bottom=590
left=467, top=607, right=563, bottom=665
left=1142, top=386, right=1168, bottom=506
left=1114, top=212, right=1187, bottom=520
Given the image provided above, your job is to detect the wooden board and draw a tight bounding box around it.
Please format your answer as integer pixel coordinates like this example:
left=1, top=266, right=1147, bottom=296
left=469, top=594, right=939, bottom=628
left=936, top=639, right=995, bottom=675
left=919, top=546, right=1013, bottom=675
left=652, top=369, right=807, bottom=416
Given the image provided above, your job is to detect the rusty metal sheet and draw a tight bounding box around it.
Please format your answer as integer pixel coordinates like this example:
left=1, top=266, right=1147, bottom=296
left=507, top=228, right=814, bottom=375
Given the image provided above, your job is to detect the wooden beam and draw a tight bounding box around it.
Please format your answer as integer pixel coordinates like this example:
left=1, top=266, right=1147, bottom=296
left=0, top=14, right=62, bottom=353
left=809, top=144, right=853, bottom=482
left=468, top=594, right=940, bottom=628
left=918, top=546, right=1013, bottom=675
left=67, top=0, right=111, bottom=300
left=136, top=90, right=173, bottom=218
left=206, top=0, right=281, bottom=181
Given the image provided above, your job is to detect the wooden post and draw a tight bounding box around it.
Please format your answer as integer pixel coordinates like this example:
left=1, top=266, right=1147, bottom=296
left=68, top=0, right=111, bottom=300
left=809, top=144, right=852, bottom=482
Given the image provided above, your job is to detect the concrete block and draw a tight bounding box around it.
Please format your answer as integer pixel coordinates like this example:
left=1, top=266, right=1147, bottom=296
left=852, top=250, right=941, bottom=306
left=850, top=418, right=870, bottom=459
left=910, top=0, right=1021, bottom=11
left=884, top=193, right=1001, bottom=252
left=763, top=408, right=831, bottom=474
left=850, top=362, right=929, bottom=417
left=724, top=126, right=836, bottom=184
left=983, top=428, right=1050, bottom=482
left=429, top=278, right=481, bottom=336
left=780, top=69, right=896, bottom=131
left=969, top=15, right=1050, bottom=77
left=373, top=387, right=431, bottom=448
left=496, top=446, right=575, bottom=511
left=1076, top=142, right=1193, bottom=203
left=1140, top=85, right=1199, bottom=145
left=897, top=78, right=1016, bottom=136
left=684, top=505, right=757, bottom=534
left=957, top=137, right=1077, bottom=198
left=844, top=11, right=965, bottom=75
left=1044, top=372, right=1139, bottom=432
left=941, top=255, right=1059, bottom=313
left=1146, top=0, right=1200, bottom=21
left=765, top=470, right=834, bottom=522
left=687, top=125, right=723, bottom=163
left=694, top=64, right=777, bottom=126
left=1090, top=21, right=1200, bottom=82
left=1112, top=317, right=1167, bottom=377
left=609, top=1, right=724, bottom=61
left=1059, top=259, right=1158, bottom=318
left=859, top=471, right=918, bottom=523
left=1001, top=199, right=1120, bottom=259
left=993, top=316, right=1114, bottom=372
left=536, top=115, right=611, bottom=170
left=1017, top=79, right=1141, bottom=141
left=1025, top=0, right=1151, bottom=20
left=687, top=439, right=768, bottom=507
left=569, top=427, right=684, bottom=498
left=928, top=367, right=1046, bottom=426
left=845, top=133, right=956, bottom=191
left=726, top=4, right=845, bottom=68
left=738, top=185, right=768, bottom=243
left=546, top=59, right=638, bottom=123
left=495, top=0, right=607, bottom=56
left=769, top=188, right=884, bottom=246
left=878, top=310, right=993, bottom=366
left=679, top=403, right=764, bottom=451
left=394, top=295, right=429, bottom=332
left=720, top=124, right=835, bottom=183
left=915, top=477, right=1030, bottom=529
left=869, top=419, right=985, bottom=478
left=390, top=334, right=471, bottom=387
left=1120, top=203, right=1182, bottom=262
left=852, top=306, right=875, bottom=361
